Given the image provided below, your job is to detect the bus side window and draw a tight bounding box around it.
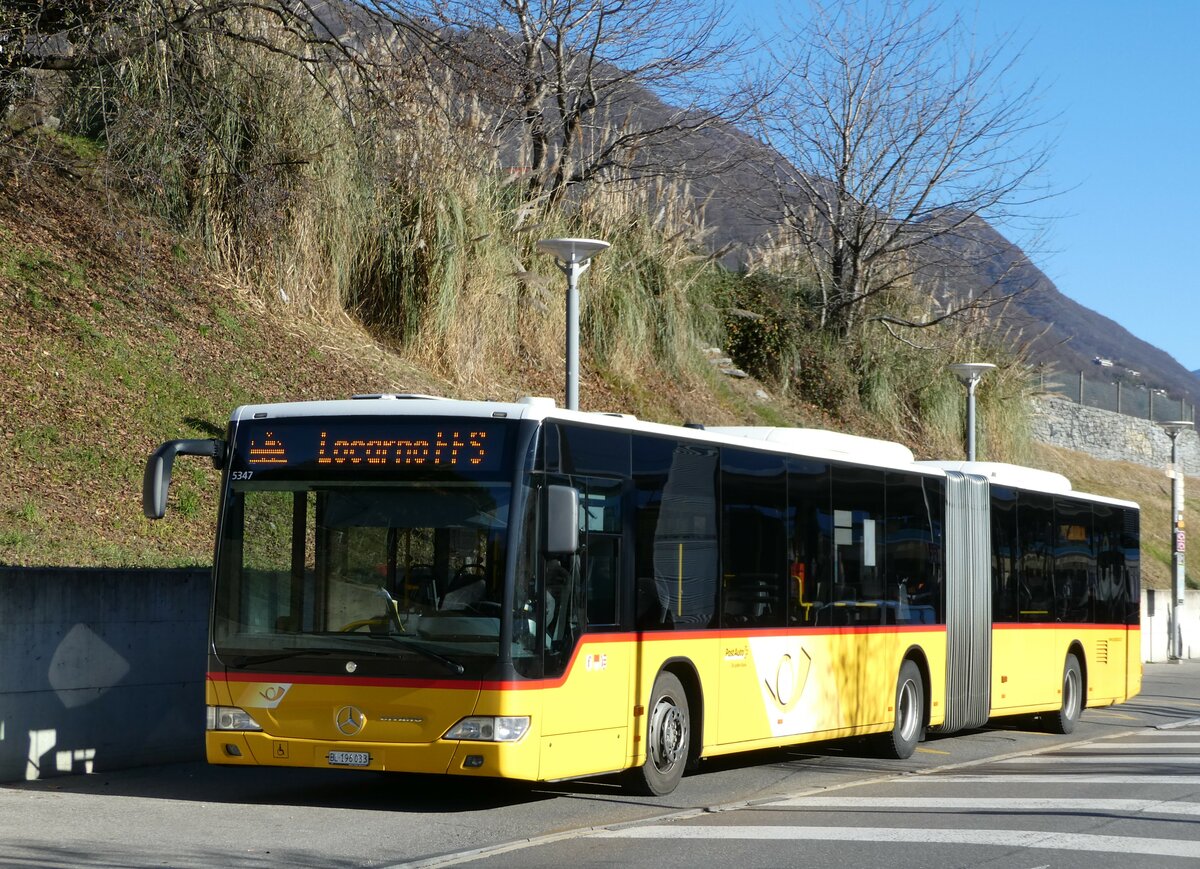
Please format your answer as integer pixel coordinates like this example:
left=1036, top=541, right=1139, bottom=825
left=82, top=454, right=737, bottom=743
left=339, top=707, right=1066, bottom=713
left=633, top=435, right=719, bottom=630
left=1017, top=493, right=1055, bottom=620
left=720, top=447, right=787, bottom=629
left=579, top=478, right=622, bottom=628
left=788, top=458, right=831, bottom=626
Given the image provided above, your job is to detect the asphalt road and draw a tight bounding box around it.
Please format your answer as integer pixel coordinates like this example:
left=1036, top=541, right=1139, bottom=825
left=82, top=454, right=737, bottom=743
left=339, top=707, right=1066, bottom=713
left=3, top=663, right=1199, bottom=868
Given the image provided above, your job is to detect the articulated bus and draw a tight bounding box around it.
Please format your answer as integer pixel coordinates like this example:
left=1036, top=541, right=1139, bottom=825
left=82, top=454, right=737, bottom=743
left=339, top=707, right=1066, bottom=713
left=143, top=394, right=1141, bottom=795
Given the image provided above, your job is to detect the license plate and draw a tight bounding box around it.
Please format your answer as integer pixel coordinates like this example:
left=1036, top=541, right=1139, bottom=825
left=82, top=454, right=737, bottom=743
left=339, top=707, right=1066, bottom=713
left=327, top=751, right=370, bottom=767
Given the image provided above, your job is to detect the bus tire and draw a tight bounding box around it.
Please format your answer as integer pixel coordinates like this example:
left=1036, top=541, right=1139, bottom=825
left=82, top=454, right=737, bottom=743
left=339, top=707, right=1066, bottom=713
left=1048, top=653, right=1082, bottom=734
left=880, top=660, right=924, bottom=759
left=630, top=671, right=690, bottom=796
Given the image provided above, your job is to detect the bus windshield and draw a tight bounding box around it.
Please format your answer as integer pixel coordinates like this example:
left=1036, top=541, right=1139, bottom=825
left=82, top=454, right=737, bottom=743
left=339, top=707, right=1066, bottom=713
left=212, top=417, right=519, bottom=678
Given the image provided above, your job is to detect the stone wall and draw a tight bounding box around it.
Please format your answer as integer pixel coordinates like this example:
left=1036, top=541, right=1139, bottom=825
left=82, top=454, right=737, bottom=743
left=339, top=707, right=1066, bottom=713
left=1029, top=395, right=1200, bottom=475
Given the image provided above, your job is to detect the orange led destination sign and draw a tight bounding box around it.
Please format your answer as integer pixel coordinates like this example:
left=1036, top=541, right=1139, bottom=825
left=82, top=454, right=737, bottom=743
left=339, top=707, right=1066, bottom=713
left=316, top=430, right=489, bottom=466
left=245, top=431, right=289, bottom=465
left=237, top=420, right=505, bottom=474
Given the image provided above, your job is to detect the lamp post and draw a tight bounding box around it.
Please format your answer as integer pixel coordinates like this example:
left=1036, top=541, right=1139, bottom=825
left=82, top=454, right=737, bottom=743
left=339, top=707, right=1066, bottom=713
left=948, top=362, right=997, bottom=462
left=536, top=237, right=610, bottom=411
left=1160, top=419, right=1192, bottom=660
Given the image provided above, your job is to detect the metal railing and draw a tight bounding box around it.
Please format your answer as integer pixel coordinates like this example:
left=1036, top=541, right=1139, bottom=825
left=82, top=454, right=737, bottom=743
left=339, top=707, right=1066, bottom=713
left=1039, top=370, right=1196, bottom=423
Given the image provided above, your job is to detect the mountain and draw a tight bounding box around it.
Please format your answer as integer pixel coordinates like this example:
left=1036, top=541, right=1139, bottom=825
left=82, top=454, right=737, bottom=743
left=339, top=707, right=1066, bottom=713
left=668, top=138, right=1200, bottom=408
left=904, top=215, right=1200, bottom=407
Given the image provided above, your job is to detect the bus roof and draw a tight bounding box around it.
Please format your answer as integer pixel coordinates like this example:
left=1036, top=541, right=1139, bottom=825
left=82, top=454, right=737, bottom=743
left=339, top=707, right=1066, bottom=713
left=227, top=394, right=1137, bottom=507
left=919, top=460, right=1139, bottom=509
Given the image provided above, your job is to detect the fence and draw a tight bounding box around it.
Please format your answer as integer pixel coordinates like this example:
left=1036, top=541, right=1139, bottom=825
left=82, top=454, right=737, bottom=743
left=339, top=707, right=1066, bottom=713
left=1038, top=369, right=1196, bottom=423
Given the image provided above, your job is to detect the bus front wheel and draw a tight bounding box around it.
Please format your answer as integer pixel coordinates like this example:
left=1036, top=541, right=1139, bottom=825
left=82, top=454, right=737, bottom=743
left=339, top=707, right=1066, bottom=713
left=1048, top=653, right=1082, bottom=734
left=879, top=660, right=924, bottom=759
left=631, top=671, right=690, bottom=796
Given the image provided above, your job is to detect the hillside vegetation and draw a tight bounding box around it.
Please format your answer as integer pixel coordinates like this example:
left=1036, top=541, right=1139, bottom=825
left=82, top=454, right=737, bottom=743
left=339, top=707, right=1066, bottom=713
left=0, top=144, right=1191, bottom=590
left=0, top=5, right=1192, bottom=591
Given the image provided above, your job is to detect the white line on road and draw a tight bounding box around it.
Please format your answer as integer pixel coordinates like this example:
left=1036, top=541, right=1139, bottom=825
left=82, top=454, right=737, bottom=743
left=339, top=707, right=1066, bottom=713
left=914, top=774, right=1200, bottom=784
left=764, top=796, right=1200, bottom=815
left=1158, top=718, right=1200, bottom=730
left=596, top=825, right=1200, bottom=858
left=1070, top=742, right=1200, bottom=749
left=998, top=755, right=1200, bottom=764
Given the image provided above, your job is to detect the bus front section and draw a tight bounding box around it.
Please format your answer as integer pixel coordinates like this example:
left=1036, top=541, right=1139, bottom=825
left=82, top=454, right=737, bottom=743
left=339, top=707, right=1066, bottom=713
left=182, top=408, right=550, bottom=780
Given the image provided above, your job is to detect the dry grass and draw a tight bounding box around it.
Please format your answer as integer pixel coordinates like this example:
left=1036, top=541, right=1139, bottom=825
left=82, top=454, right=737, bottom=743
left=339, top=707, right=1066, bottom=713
left=0, top=143, right=779, bottom=566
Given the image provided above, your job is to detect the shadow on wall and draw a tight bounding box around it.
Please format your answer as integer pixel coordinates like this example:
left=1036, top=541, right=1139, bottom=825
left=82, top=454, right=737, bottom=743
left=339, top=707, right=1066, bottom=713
left=0, top=568, right=209, bottom=783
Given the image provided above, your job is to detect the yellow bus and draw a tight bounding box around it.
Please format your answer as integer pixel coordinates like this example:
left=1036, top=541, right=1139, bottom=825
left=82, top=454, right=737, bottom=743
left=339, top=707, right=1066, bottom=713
left=143, top=394, right=1141, bottom=795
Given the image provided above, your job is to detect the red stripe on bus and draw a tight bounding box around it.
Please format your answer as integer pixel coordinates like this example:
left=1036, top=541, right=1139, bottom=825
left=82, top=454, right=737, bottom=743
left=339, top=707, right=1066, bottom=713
left=992, top=623, right=1132, bottom=631
left=209, top=623, right=949, bottom=692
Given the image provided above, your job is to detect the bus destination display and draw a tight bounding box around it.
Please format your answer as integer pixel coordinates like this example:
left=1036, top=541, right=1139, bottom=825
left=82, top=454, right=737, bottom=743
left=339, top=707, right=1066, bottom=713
left=236, top=420, right=506, bottom=473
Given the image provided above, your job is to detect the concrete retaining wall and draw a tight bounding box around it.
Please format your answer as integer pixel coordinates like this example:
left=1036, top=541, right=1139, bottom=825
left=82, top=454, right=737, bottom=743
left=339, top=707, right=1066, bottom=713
left=1141, top=587, right=1200, bottom=662
left=0, top=567, right=208, bottom=784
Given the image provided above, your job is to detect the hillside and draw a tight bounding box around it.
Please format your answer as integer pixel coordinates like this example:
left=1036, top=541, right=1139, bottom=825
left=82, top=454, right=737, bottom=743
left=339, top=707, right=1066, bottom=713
left=0, top=143, right=805, bottom=567
left=0, top=141, right=1194, bottom=592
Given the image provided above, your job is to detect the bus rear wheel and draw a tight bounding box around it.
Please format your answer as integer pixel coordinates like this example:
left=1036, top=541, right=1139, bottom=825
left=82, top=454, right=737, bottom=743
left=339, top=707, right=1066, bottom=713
left=631, top=671, right=690, bottom=796
left=1048, top=653, right=1082, bottom=734
left=879, top=660, right=924, bottom=759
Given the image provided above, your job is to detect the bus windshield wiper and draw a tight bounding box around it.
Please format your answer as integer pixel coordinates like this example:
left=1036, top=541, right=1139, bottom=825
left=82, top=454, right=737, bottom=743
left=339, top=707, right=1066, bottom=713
left=361, top=633, right=466, bottom=675
left=226, top=647, right=380, bottom=668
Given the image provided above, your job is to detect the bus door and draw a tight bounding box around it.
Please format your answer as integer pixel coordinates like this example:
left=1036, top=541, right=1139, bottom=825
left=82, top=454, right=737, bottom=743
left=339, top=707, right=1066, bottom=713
left=535, top=475, right=632, bottom=779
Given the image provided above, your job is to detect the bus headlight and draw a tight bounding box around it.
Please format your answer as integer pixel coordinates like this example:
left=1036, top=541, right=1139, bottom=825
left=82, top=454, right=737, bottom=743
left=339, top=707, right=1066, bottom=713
left=444, top=716, right=529, bottom=742
left=207, top=705, right=263, bottom=731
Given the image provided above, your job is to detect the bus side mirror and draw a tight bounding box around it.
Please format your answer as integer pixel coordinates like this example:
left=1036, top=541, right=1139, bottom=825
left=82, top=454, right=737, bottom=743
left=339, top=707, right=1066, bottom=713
left=143, top=438, right=225, bottom=519
left=546, top=485, right=580, bottom=554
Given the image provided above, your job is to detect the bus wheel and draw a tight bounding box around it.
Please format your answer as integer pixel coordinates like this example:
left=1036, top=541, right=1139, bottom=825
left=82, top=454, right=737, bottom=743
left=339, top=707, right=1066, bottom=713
left=631, top=671, right=690, bottom=796
left=880, top=660, right=924, bottom=759
left=1049, top=653, right=1082, bottom=734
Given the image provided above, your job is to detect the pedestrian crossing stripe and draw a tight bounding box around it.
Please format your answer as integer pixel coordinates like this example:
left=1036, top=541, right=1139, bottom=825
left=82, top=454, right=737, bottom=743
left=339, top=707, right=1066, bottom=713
left=764, top=796, right=1200, bottom=815
left=596, top=825, right=1200, bottom=858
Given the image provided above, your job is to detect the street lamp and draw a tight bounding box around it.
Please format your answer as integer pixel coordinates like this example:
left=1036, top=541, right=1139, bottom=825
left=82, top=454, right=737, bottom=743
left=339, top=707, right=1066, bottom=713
left=537, top=237, right=610, bottom=411
left=948, top=362, right=996, bottom=462
left=1159, top=419, right=1192, bottom=660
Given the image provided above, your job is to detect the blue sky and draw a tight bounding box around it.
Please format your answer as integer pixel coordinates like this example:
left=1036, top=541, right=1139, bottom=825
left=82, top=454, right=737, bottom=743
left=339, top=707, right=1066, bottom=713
left=736, top=1, right=1200, bottom=371
left=971, top=0, right=1200, bottom=372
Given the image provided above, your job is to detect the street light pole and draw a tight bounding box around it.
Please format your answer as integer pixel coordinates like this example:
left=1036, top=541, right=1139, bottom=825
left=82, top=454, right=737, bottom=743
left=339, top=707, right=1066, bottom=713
left=948, top=362, right=997, bottom=462
left=1160, top=420, right=1192, bottom=660
left=536, top=238, right=610, bottom=411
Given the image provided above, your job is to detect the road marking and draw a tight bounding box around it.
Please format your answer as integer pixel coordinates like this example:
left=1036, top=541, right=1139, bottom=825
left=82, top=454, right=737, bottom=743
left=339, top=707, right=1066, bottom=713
left=917, top=774, right=1200, bottom=784
left=916, top=747, right=950, bottom=755
left=596, top=825, right=1200, bottom=858
left=764, top=796, right=1200, bottom=816
left=1068, top=742, right=1200, bottom=749
left=1158, top=717, right=1200, bottom=729
left=395, top=715, right=1199, bottom=868
left=998, top=755, right=1200, bottom=764
left=1090, top=711, right=1139, bottom=720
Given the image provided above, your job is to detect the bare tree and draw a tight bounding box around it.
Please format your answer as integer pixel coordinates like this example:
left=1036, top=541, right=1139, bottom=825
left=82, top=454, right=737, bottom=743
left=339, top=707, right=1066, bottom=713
left=391, top=0, right=750, bottom=208
left=750, top=0, right=1054, bottom=339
